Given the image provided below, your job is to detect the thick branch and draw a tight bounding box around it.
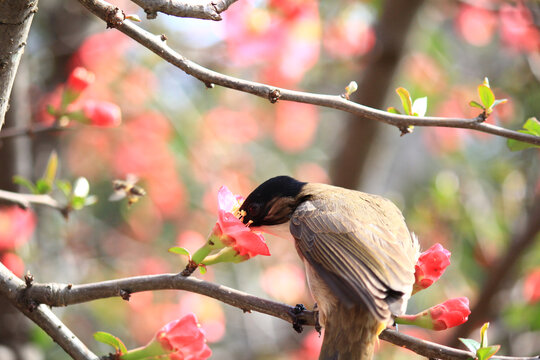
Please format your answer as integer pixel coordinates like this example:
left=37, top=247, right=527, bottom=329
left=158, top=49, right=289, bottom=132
left=0, top=264, right=99, bottom=360
left=0, top=0, right=38, bottom=130
left=19, top=273, right=539, bottom=360
left=76, top=0, right=540, bottom=146
left=130, top=0, right=237, bottom=20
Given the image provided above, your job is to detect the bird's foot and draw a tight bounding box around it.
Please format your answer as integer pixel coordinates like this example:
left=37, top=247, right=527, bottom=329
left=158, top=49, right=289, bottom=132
left=289, top=304, right=308, bottom=333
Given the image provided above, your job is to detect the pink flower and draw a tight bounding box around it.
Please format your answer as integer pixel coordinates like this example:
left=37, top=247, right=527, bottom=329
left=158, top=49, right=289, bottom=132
left=82, top=100, right=121, bottom=127
left=67, top=67, right=95, bottom=93
left=524, top=268, right=540, bottom=304
left=397, top=297, right=470, bottom=331
left=0, top=207, right=36, bottom=251
left=214, top=186, right=270, bottom=258
left=156, top=314, right=211, bottom=360
left=499, top=3, right=540, bottom=53
left=429, top=297, right=471, bottom=330
left=413, top=243, right=451, bottom=293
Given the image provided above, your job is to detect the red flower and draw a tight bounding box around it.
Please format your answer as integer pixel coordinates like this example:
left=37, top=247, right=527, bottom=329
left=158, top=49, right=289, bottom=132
left=429, top=297, right=471, bottom=330
left=524, top=267, right=540, bottom=304
left=396, top=297, right=470, bottom=331
left=67, top=67, right=95, bottom=93
left=413, top=243, right=451, bottom=293
left=214, top=186, right=270, bottom=258
left=0, top=206, right=36, bottom=251
left=82, top=100, right=121, bottom=127
left=156, top=313, right=211, bottom=360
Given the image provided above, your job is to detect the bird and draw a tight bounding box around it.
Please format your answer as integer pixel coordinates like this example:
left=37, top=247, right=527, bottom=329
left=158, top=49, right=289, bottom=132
left=238, top=175, right=419, bottom=360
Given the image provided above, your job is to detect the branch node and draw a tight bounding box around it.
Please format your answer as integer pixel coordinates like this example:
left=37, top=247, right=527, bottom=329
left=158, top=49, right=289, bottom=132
left=181, top=261, right=198, bottom=276
left=105, top=7, right=125, bottom=29
left=268, top=89, right=281, bottom=103
left=398, top=125, right=413, bottom=136
left=204, top=82, right=215, bottom=89
left=160, top=34, right=167, bottom=41
left=144, top=8, right=158, bottom=20
left=24, top=271, right=34, bottom=287
left=477, top=112, right=487, bottom=123
left=119, top=289, right=131, bottom=301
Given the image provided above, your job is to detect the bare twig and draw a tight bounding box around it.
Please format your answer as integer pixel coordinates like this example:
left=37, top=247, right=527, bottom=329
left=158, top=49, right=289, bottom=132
left=0, top=189, right=63, bottom=210
left=0, top=264, right=99, bottom=360
left=0, top=0, right=39, bottom=129
left=20, top=273, right=539, bottom=360
left=130, top=0, right=237, bottom=20
left=0, top=123, right=69, bottom=140
left=75, top=0, right=540, bottom=146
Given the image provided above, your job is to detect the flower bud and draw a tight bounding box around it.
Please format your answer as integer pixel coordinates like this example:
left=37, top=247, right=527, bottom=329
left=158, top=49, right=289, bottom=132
left=82, top=100, right=122, bottom=127
left=413, top=243, right=451, bottom=293
left=396, top=297, right=471, bottom=331
left=67, top=67, right=95, bottom=93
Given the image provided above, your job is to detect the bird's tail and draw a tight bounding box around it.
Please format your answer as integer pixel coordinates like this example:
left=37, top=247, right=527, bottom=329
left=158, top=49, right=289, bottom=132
left=319, top=303, right=382, bottom=360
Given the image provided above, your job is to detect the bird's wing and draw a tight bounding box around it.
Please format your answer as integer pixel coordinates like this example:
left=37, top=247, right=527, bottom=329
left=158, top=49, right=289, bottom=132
left=290, top=191, right=418, bottom=321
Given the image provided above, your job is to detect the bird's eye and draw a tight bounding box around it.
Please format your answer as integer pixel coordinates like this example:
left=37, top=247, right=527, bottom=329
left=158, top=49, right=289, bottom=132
left=247, top=203, right=261, bottom=217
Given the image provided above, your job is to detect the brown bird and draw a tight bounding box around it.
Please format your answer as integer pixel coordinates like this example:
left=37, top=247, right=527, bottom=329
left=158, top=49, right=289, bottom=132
left=239, top=176, right=419, bottom=360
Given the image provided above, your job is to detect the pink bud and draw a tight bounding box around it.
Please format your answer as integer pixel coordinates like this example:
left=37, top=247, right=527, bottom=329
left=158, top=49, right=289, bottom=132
left=429, top=297, right=471, bottom=330
left=413, top=243, right=451, bottom=293
left=155, top=314, right=211, bottom=359
left=82, top=100, right=121, bottom=127
left=67, top=67, right=95, bottom=93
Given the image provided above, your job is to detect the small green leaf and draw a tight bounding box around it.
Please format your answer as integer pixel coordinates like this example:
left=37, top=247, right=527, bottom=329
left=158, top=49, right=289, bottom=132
left=477, top=345, right=500, bottom=360
left=13, top=175, right=37, bottom=194
left=478, top=84, right=495, bottom=109
left=84, top=195, right=98, bottom=206
left=93, top=331, right=127, bottom=354
left=492, top=99, right=508, bottom=108
left=56, top=180, right=72, bottom=197
left=412, top=97, right=428, bottom=117
left=199, top=265, right=207, bottom=274
left=46, top=104, right=57, bottom=116
left=168, top=247, right=191, bottom=257
left=42, top=151, right=58, bottom=190
left=387, top=107, right=401, bottom=115
left=396, top=87, right=413, bottom=115
left=35, top=179, right=52, bottom=195
left=523, top=117, right=540, bottom=135
left=459, top=338, right=481, bottom=353
left=70, top=196, right=86, bottom=210
left=469, top=100, right=485, bottom=110
left=483, top=77, right=490, bottom=88
left=480, top=322, right=489, bottom=348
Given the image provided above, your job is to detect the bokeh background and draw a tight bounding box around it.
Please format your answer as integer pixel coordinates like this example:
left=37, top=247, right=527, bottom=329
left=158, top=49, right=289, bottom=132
left=1, top=0, right=539, bottom=359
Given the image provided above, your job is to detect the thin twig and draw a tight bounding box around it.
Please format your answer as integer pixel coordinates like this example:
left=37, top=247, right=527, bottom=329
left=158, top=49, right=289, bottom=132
left=130, top=0, right=237, bottom=20
left=0, top=123, right=69, bottom=140
left=20, top=273, right=539, bottom=360
left=75, top=0, right=540, bottom=146
left=0, top=264, right=99, bottom=360
left=0, top=189, right=63, bottom=210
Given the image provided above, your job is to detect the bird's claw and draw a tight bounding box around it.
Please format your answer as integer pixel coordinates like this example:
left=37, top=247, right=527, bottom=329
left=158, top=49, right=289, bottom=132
left=290, top=304, right=307, bottom=333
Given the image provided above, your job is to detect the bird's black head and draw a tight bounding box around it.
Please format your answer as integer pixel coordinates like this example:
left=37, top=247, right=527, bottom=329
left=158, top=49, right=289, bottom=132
left=239, top=176, right=307, bottom=227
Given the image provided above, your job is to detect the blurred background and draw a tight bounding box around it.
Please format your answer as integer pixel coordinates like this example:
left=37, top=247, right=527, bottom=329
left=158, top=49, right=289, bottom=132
left=0, top=0, right=539, bottom=359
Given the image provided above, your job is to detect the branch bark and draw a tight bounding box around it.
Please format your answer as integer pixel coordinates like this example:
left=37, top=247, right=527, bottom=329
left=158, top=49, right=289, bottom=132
left=130, top=0, right=237, bottom=20
left=0, top=0, right=38, bottom=130
left=0, top=264, right=99, bottom=360
left=75, top=0, right=540, bottom=146
left=16, top=272, right=539, bottom=360
left=0, top=189, right=64, bottom=210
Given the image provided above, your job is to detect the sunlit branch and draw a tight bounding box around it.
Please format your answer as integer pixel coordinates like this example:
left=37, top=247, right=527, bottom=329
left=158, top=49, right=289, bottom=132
left=20, top=273, right=539, bottom=360
left=76, top=0, right=540, bottom=146
left=0, top=264, right=99, bottom=360
left=0, top=189, right=64, bottom=211
left=129, top=0, right=237, bottom=20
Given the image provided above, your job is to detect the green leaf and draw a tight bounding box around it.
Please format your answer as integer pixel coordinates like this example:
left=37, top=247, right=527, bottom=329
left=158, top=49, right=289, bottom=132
left=506, top=118, right=540, bottom=151
left=477, top=345, right=500, bottom=360
left=93, top=331, right=127, bottom=354
left=492, top=99, right=508, bottom=108
left=478, top=84, right=495, bottom=109
left=168, top=247, right=191, bottom=257
left=70, top=196, right=86, bottom=210
left=35, top=179, right=52, bottom=195
left=46, top=104, right=57, bottom=116
left=412, top=97, right=428, bottom=117
left=523, top=117, right=540, bottom=135
left=469, top=100, right=485, bottom=110
left=199, top=265, right=207, bottom=274
left=56, top=180, right=72, bottom=197
left=42, top=151, right=58, bottom=190
left=387, top=107, right=401, bottom=115
left=396, top=87, right=413, bottom=115
left=459, top=338, right=481, bottom=353
left=13, top=175, right=38, bottom=194
left=480, top=322, right=489, bottom=348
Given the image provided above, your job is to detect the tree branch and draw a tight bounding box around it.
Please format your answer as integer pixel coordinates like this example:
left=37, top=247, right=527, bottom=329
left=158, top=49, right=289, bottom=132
left=19, top=272, right=539, bottom=360
left=0, top=189, right=64, bottom=210
left=75, top=0, right=540, bottom=146
left=0, top=264, right=99, bottom=360
left=0, top=123, right=70, bottom=141
left=0, top=0, right=38, bottom=130
left=130, top=0, right=237, bottom=20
